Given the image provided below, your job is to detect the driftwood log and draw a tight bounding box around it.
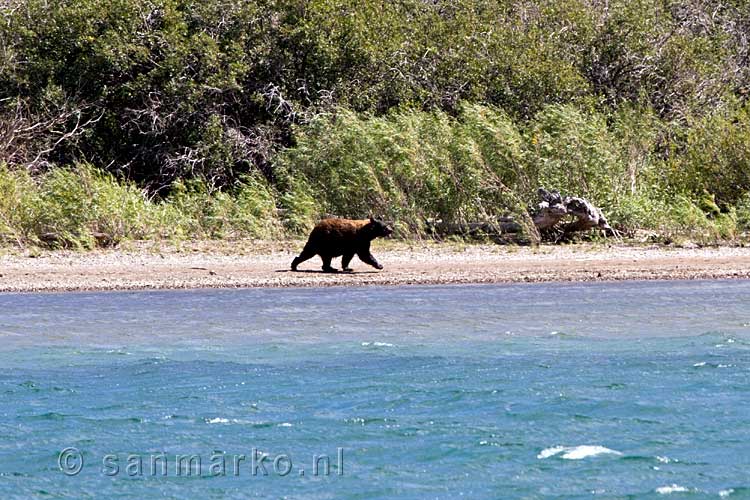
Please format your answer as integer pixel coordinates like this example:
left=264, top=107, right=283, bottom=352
left=533, top=188, right=617, bottom=240
left=426, top=188, right=617, bottom=243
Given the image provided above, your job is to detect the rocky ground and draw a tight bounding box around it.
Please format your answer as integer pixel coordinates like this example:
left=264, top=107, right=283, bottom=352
left=1, top=240, right=750, bottom=293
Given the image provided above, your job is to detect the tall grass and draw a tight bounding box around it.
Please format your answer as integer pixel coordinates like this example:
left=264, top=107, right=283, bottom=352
left=0, top=164, right=156, bottom=248
left=275, top=104, right=744, bottom=242
left=275, top=106, right=537, bottom=238
left=2, top=102, right=748, bottom=249
left=0, top=164, right=281, bottom=248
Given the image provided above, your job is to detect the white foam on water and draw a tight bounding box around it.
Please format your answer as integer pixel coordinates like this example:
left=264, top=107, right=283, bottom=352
left=537, top=446, right=566, bottom=459
left=537, top=445, right=622, bottom=460
left=277, top=422, right=293, bottom=427
left=361, top=342, right=394, bottom=347
left=719, top=489, right=734, bottom=498
left=105, top=349, right=131, bottom=355
left=205, top=417, right=256, bottom=425
left=655, top=484, right=689, bottom=494
left=562, top=445, right=622, bottom=460
left=693, top=361, right=733, bottom=368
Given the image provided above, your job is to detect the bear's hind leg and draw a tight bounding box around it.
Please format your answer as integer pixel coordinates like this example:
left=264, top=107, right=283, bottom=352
left=341, top=253, right=354, bottom=272
left=291, top=245, right=316, bottom=271
left=321, top=255, right=337, bottom=273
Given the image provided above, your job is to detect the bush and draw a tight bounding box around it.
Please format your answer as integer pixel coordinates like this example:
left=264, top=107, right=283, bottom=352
left=0, top=165, right=40, bottom=245
left=274, top=106, right=535, bottom=236
left=736, top=193, right=750, bottom=232
left=273, top=102, right=750, bottom=242
left=45, top=165, right=160, bottom=247
left=158, top=175, right=282, bottom=240
left=3, top=0, right=747, bottom=189
left=0, top=164, right=283, bottom=248
left=525, top=104, right=624, bottom=209
left=671, top=103, right=750, bottom=209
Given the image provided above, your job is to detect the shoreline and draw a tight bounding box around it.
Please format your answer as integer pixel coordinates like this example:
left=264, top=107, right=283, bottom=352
left=1, top=240, right=750, bottom=293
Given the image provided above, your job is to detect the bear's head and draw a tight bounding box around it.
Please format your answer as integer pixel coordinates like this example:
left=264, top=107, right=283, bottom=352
left=368, top=216, right=393, bottom=238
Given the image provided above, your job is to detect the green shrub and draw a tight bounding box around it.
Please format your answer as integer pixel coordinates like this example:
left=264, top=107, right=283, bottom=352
left=525, top=104, right=625, bottom=210
left=33, top=164, right=157, bottom=248
left=277, top=176, right=321, bottom=235
left=672, top=104, right=750, bottom=209
left=0, top=165, right=41, bottom=246
left=232, top=174, right=283, bottom=238
left=5, top=0, right=746, bottom=188
left=4, top=95, right=750, bottom=249
left=0, top=164, right=284, bottom=248
left=736, top=194, right=750, bottom=233
left=163, top=175, right=282, bottom=239
left=274, top=106, right=537, bottom=237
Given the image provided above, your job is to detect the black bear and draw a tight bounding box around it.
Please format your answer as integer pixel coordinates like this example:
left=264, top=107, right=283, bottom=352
left=291, top=217, right=393, bottom=272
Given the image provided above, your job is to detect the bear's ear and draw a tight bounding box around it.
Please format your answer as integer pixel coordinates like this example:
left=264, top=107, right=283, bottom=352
left=369, top=215, right=375, bottom=223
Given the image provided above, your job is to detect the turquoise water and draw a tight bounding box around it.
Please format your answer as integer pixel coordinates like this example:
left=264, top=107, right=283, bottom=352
left=2, top=280, right=750, bottom=499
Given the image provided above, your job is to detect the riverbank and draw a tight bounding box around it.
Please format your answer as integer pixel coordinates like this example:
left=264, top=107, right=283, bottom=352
left=1, top=240, right=750, bottom=293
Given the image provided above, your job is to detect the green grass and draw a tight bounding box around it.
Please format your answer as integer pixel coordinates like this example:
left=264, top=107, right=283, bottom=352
left=1, top=102, right=748, bottom=250
left=274, top=104, right=748, bottom=245
left=0, top=164, right=282, bottom=249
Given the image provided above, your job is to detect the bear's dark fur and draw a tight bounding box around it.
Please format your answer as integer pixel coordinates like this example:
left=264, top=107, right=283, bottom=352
left=291, top=217, right=393, bottom=272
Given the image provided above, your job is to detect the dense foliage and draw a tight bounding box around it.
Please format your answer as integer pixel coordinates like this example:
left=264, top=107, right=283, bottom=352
left=1, top=0, right=749, bottom=246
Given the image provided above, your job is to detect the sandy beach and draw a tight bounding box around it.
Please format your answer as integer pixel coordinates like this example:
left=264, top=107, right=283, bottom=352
left=0, top=240, right=749, bottom=293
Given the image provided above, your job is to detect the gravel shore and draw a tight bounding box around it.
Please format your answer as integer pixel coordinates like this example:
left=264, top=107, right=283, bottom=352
left=1, top=240, right=749, bottom=293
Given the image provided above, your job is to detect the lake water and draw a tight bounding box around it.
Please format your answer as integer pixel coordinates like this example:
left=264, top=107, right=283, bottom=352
left=2, top=280, right=750, bottom=499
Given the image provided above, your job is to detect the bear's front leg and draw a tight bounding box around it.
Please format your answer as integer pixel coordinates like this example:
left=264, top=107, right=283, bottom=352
left=357, top=250, right=383, bottom=270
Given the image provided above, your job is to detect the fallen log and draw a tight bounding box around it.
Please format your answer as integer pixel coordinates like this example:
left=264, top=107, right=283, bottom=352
left=533, top=188, right=618, bottom=240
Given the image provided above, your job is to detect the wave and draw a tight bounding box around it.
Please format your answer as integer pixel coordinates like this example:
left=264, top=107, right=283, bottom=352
left=718, top=487, right=750, bottom=497
left=693, top=361, right=735, bottom=368
left=655, top=484, right=690, bottom=494
left=204, top=417, right=293, bottom=428
left=537, top=445, right=622, bottom=460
